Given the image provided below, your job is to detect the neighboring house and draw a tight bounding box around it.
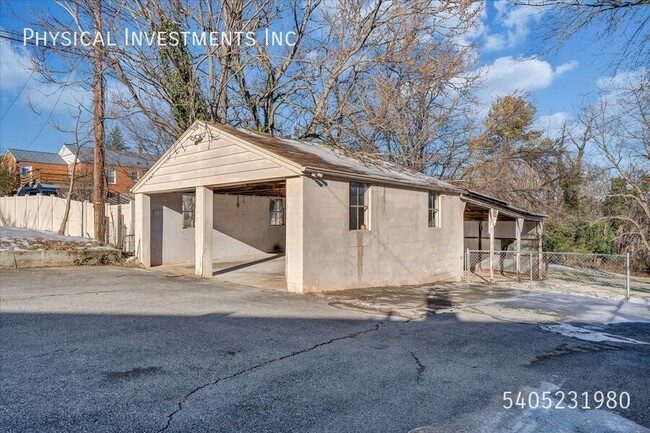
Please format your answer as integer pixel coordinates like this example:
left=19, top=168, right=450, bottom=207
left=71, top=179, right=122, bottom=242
left=1, top=149, right=69, bottom=192
left=59, top=145, right=154, bottom=199
left=133, top=121, right=546, bottom=293
left=1, top=146, right=154, bottom=198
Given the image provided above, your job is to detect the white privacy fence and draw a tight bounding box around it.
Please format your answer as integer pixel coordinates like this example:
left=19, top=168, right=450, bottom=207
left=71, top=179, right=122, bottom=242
left=465, top=249, right=634, bottom=299
left=0, top=195, right=135, bottom=252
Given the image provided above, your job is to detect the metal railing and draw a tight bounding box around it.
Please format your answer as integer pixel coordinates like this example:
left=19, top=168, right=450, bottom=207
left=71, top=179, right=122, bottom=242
left=464, top=249, right=632, bottom=300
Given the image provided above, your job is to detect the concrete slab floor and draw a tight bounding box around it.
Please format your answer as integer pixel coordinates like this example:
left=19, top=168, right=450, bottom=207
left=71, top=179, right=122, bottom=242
left=155, top=253, right=287, bottom=291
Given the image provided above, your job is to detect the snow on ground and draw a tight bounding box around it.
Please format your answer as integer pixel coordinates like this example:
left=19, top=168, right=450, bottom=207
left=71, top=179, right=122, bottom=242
left=0, top=226, right=104, bottom=251
left=540, top=323, right=649, bottom=345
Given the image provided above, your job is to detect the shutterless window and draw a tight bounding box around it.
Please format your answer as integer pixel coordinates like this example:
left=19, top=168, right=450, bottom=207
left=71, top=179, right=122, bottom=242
left=349, top=182, right=369, bottom=230
left=130, top=171, right=139, bottom=181
left=20, top=166, right=31, bottom=176
left=269, top=198, right=285, bottom=226
left=428, top=191, right=439, bottom=228
left=182, top=193, right=195, bottom=228
left=106, top=168, right=117, bottom=184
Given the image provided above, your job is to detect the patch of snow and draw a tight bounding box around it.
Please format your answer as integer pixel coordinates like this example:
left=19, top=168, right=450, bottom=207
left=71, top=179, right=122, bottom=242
left=1, top=226, right=92, bottom=243
left=0, top=226, right=114, bottom=252
left=541, top=323, right=649, bottom=345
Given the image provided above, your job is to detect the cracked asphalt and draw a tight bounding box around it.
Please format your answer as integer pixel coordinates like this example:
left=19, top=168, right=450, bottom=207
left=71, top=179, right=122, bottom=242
left=1, top=266, right=649, bottom=433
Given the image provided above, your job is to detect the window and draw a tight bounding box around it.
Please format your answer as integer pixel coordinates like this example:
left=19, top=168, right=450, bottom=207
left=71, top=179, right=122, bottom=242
left=131, top=171, right=139, bottom=181
left=428, top=191, right=439, bottom=228
left=182, top=193, right=195, bottom=228
left=20, top=166, right=32, bottom=176
left=106, top=168, right=117, bottom=184
left=269, top=199, right=285, bottom=226
left=349, top=182, right=369, bottom=230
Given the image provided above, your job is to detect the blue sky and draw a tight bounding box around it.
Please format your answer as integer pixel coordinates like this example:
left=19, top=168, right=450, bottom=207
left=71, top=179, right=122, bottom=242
left=0, top=0, right=638, bottom=154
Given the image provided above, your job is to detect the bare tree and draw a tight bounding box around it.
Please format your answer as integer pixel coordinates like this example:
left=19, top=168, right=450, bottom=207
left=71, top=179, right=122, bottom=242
left=587, top=71, right=650, bottom=255
left=510, top=0, right=650, bottom=69
left=58, top=109, right=91, bottom=235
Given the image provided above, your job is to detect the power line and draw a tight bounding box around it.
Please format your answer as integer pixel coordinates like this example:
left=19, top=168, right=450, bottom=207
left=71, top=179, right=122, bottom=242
left=23, top=54, right=85, bottom=151
left=23, top=84, right=67, bottom=150
left=0, top=69, right=35, bottom=121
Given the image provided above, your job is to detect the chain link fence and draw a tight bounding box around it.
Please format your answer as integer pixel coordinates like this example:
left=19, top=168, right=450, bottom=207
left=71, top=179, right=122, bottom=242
left=464, top=250, right=635, bottom=299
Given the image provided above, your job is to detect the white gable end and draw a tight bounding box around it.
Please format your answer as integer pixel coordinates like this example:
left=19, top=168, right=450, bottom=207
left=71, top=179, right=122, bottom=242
left=133, top=128, right=300, bottom=194
left=58, top=145, right=76, bottom=165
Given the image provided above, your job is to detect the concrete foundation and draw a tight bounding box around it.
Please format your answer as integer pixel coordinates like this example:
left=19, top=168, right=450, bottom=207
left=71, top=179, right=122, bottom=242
left=0, top=248, right=121, bottom=269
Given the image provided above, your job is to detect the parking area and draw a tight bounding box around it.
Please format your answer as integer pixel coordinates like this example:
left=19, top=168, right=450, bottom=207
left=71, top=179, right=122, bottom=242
left=1, top=266, right=649, bottom=432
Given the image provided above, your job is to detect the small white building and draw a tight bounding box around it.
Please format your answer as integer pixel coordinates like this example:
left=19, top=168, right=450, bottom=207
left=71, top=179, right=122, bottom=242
left=132, top=121, right=544, bottom=293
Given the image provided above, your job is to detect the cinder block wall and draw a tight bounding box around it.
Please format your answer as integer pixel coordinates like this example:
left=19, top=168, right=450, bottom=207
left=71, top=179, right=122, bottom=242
left=150, top=192, right=285, bottom=266
left=297, top=177, right=465, bottom=292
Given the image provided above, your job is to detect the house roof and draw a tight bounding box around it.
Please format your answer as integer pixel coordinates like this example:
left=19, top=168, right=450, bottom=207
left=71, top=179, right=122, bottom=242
left=461, top=190, right=547, bottom=221
left=62, top=145, right=155, bottom=169
left=6, top=148, right=66, bottom=165
left=207, top=123, right=462, bottom=193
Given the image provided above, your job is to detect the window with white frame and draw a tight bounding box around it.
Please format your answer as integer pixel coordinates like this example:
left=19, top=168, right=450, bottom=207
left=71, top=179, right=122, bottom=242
left=182, top=193, right=195, bottom=228
left=20, top=166, right=32, bottom=176
left=269, top=198, right=285, bottom=226
left=106, top=168, right=117, bottom=184
left=349, top=182, right=369, bottom=230
left=428, top=191, right=440, bottom=228
left=130, top=171, right=139, bottom=181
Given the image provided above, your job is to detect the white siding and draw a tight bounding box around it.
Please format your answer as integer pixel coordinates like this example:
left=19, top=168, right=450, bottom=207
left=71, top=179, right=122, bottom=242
left=135, top=135, right=297, bottom=193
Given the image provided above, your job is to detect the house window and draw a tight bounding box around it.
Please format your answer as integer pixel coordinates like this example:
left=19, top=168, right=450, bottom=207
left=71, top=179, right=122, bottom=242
left=428, top=191, right=440, bottom=228
left=349, top=182, right=369, bottom=230
left=182, top=193, right=195, bottom=228
left=20, top=166, right=32, bottom=176
left=106, top=168, right=117, bottom=184
left=131, top=171, right=139, bottom=181
left=269, top=199, right=285, bottom=226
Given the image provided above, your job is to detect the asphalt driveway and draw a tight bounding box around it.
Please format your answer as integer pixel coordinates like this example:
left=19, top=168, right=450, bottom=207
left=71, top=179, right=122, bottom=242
left=1, top=266, right=649, bottom=432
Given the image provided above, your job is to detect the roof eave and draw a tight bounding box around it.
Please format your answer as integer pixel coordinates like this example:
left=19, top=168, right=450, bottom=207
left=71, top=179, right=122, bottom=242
left=460, top=195, right=547, bottom=221
left=302, top=166, right=463, bottom=194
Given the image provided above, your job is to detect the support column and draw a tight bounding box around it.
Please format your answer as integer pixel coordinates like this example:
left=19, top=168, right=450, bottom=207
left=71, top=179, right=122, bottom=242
left=488, top=208, right=498, bottom=281
left=195, top=186, right=213, bottom=277
left=134, top=193, right=151, bottom=267
left=537, top=221, right=544, bottom=280
left=516, top=217, right=524, bottom=280
left=285, top=177, right=305, bottom=293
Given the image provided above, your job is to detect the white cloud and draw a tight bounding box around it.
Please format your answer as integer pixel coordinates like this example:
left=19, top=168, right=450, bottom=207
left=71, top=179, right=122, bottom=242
left=596, top=67, right=648, bottom=94
left=484, top=34, right=506, bottom=51
left=0, top=39, right=32, bottom=91
left=476, top=56, right=578, bottom=108
left=483, top=1, right=547, bottom=51
left=0, top=37, right=93, bottom=115
left=555, top=60, right=579, bottom=75
left=536, top=112, right=570, bottom=139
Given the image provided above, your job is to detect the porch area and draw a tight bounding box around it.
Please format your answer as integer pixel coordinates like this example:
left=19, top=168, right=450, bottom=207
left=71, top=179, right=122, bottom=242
left=462, top=191, right=546, bottom=282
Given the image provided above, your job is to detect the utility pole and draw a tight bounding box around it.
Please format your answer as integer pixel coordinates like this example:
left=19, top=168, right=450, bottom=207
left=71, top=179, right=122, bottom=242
left=92, top=0, right=106, bottom=242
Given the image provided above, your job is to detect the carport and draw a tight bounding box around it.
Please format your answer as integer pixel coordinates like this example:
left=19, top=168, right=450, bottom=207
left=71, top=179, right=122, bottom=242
left=133, top=123, right=301, bottom=290
left=462, top=191, right=546, bottom=280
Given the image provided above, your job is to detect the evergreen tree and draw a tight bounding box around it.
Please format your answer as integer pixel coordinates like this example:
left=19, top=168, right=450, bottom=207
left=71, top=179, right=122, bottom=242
left=107, top=125, right=127, bottom=151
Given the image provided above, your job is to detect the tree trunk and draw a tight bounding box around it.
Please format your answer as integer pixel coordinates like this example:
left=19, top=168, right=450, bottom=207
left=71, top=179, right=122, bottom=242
left=93, top=0, right=106, bottom=242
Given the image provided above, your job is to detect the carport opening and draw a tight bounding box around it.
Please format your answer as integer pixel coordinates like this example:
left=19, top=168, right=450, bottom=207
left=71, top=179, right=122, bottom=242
left=150, top=181, right=287, bottom=290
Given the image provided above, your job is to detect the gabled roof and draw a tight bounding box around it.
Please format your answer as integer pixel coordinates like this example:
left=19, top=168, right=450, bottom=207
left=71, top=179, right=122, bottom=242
left=206, top=123, right=462, bottom=193
left=62, top=145, right=155, bottom=169
left=6, top=148, right=66, bottom=165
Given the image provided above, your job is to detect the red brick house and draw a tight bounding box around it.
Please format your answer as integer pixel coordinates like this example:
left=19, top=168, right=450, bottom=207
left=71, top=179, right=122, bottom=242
left=1, top=146, right=154, bottom=198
